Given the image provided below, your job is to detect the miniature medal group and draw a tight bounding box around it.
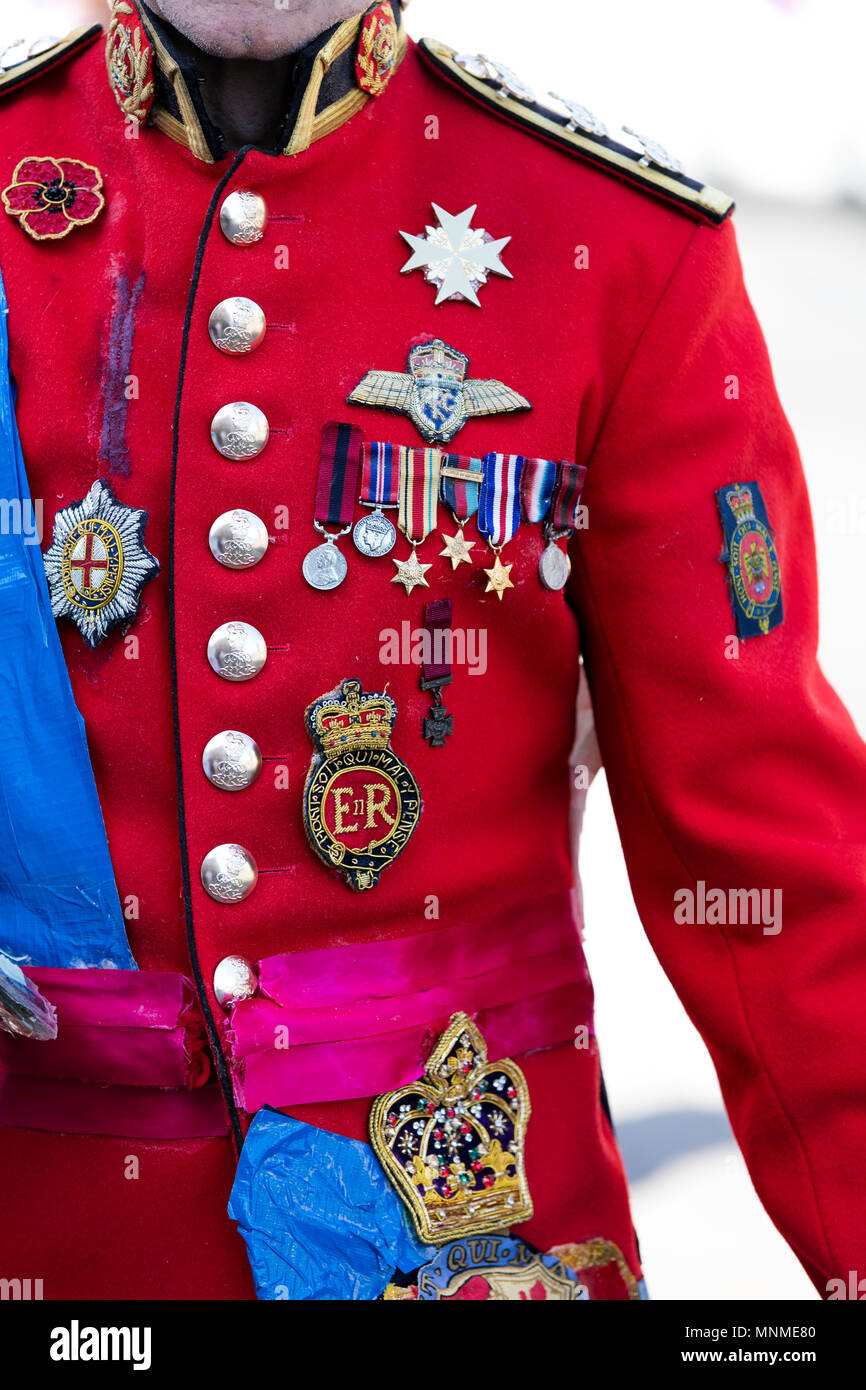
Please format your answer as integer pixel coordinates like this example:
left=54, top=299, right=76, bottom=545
left=300, top=199, right=586, bottom=604
left=296, top=197, right=588, bottom=895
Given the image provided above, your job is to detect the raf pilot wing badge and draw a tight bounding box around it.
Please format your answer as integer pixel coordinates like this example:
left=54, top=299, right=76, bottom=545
left=348, top=338, right=530, bottom=444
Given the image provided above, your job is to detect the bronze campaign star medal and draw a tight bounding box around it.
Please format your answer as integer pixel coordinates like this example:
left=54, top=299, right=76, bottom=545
left=483, top=551, right=514, bottom=600
left=439, top=529, right=475, bottom=569
left=392, top=548, right=432, bottom=594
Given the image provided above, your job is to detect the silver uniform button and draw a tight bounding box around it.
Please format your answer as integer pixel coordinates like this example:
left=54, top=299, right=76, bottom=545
left=207, top=621, right=267, bottom=681
left=219, top=189, right=268, bottom=246
left=210, top=401, right=269, bottom=461
left=202, top=729, right=263, bottom=791
left=200, top=844, right=258, bottom=904
left=213, top=954, right=259, bottom=1009
left=209, top=509, right=269, bottom=569
left=208, top=296, right=266, bottom=355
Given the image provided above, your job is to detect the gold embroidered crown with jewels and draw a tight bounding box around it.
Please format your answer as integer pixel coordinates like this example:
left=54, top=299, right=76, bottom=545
left=370, top=1012, right=533, bottom=1244
left=409, top=339, right=469, bottom=388
left=306, top=678, right=396, bottom=761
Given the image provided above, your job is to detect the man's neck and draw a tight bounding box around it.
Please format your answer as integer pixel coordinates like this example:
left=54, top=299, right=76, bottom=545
left=141, top=0, right=368, bottom=147
left=193, top=52, right=295, bottom=148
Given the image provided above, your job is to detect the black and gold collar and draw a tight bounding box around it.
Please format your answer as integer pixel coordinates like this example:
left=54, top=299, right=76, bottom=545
left=106, top=1, right=407, bottom=163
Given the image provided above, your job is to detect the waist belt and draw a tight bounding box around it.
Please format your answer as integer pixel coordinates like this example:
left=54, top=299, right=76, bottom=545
left=222, top=890, right=592, bottom=1110
left=0, top=892, right=589, bottom=1132
left=0, top=968, right=227, bottom=1138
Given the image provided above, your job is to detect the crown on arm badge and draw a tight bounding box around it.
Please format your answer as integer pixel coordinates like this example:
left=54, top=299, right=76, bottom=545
left=725, top=485, right=756, bottom=523
left=370, top=1013, right=533, bottom=1244
left=715, top=480, right=783, bottom=639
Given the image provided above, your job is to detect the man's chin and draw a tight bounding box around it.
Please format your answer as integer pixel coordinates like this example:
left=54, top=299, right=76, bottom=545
left=144, top=0, right=363, bottom=60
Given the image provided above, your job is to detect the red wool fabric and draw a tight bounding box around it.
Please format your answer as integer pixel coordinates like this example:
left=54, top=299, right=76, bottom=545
left=0, top=26, right=862, bottom=1300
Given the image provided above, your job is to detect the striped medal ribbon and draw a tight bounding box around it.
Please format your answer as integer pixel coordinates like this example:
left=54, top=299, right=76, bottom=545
left=354, top=442, right=400, bottom=557
left=391, top=448, right=442, bottom=594
left=440, top=452, right=483, bottom=522
left=360, top=441, right=401, bottom=508
left=314, top=420, right=363, bottom=526
left=478, top=452, right=525, bottom=547
left=538, top=460, right=588, bottom=592
left=302, top=420, right=363, bottom=590
left=438, top=452, right=483, bottom=570
left=520, top=456, right=558, bottom=523
left=548, top=460, right=587, bottom=532
left=478, top=452, right=525, bottom=600
left=398, top=447, right=442, bottom=543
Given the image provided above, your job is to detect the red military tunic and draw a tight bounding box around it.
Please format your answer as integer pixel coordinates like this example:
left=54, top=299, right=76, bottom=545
left=0, top=4, right=863, bottom=1300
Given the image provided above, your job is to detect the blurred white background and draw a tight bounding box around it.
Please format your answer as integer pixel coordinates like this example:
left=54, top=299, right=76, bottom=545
left=4, top=0, right=865, bottom=1300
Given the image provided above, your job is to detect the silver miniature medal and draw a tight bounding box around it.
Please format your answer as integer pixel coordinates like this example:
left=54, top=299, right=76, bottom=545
left=302, top=523, right=351, bottom=590
left=353, top=509, right=397, bottom=558
left=538, top=527, right=572, bottom=591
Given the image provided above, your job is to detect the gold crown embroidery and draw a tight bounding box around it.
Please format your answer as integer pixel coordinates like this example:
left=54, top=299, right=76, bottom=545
left=370, top=1013, right=533, bottom=1244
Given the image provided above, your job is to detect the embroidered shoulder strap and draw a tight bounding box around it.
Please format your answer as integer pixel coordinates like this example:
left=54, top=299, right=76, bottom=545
left=0, top=25, right=101, bottom=99
left=417, top=38, right=733, bottom=228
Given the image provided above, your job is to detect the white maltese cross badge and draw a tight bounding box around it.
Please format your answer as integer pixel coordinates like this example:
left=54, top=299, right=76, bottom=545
left=399, top=202, right=512, bottom=306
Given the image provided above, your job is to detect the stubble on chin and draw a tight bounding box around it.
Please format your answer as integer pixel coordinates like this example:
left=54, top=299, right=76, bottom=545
left=143, top=0, right=365, bottom=60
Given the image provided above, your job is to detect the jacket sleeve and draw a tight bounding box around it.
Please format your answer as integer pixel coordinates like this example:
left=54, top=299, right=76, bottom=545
left=569, top=215, right=866, bottom=1296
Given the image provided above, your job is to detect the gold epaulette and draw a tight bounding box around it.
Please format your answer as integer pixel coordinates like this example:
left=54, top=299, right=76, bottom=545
left=418, top=38, right=734, bottom=228
left=0, top=25, right=101, bottom=99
